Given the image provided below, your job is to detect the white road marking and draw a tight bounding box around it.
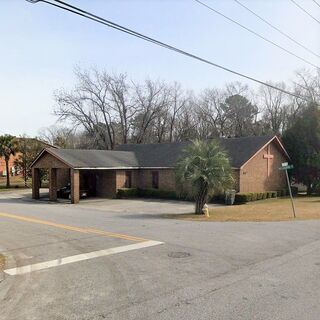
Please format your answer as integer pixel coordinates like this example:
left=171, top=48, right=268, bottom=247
left=4, top=240, right=164, bottom=276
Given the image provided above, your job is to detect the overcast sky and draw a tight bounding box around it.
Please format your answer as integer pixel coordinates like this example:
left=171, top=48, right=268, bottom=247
left=1, top=0, right=319, bottom=137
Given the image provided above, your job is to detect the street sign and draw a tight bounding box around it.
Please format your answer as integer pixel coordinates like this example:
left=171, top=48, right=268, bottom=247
left=279, top=163, right=296, bottom=218
left=279, top=164, right=294, bottom=171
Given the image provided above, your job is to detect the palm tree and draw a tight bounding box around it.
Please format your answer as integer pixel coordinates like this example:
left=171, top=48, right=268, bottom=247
left=0, top=135, right=18, bottom=188
left=176, top=139, right=234, bottom=214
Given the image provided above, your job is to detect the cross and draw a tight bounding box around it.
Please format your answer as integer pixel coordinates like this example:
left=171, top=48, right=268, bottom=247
left=263, top=145, right=274, bottom=177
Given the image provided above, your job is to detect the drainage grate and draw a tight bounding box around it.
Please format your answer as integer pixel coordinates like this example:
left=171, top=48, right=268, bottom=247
left=168, top=252, right=191, bottom=258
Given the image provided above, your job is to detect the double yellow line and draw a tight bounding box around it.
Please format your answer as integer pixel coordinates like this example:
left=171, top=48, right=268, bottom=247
left=0, top=212, right=147, bottom=242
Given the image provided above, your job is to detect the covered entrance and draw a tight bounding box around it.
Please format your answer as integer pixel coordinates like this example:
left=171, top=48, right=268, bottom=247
left=30, top=148, right=138, bottom=204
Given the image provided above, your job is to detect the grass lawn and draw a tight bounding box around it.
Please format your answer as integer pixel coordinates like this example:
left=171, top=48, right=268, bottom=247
left=165, top=196, right=320, bottom=222
left=0, top=175, right=30, bottom=191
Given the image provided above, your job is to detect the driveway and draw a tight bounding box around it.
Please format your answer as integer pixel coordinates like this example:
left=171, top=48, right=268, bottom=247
left=1, top=190, right=320, bottom=319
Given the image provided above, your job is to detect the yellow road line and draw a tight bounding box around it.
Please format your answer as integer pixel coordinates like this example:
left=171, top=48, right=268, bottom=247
left=0, top=212, right=147, bottom=242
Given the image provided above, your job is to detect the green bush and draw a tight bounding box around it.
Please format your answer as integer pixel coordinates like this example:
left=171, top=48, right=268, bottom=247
left=210, top=194, right=225, bottom=203
left=117, top=188, right=139, bottom=198
left=138, top=188, right=177, bottom=199
left=250, top=192, right=257, bottom=201
left=266, top=191, right=273, bottom=198
left=256, top=192, right=263, bottom=200
left=261, top=192, right=268, bottom=200
left=235, top=193, right=252, bottom=204
left=271, top=191, right=277, bottom=198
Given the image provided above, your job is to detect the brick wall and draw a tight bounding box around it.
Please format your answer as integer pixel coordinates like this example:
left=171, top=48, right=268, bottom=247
left=57, top=168, right=70, bottom=189
left=239, top=140, right=287, bottom=192
left=0, top=153, right=20, bottom=176
left=96, top=170, right=117, bottom=198
left=116, top=170, right=140, bottom=189
left=136, top=169, right=176, bottom=191
left=33, top=153, right=69, bottom=169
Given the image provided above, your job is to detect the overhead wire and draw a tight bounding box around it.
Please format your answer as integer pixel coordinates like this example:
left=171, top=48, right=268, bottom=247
left=233, top=0, right=320, bottom=59
left=194, top=0, right=320, bottom=70
left=290, top=0, right=320, bottom=25
left=26, top=0, right=307, bottom=101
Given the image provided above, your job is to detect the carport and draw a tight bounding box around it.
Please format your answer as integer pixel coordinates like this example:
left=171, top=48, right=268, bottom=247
left=30, top=148, right=139, bottom=204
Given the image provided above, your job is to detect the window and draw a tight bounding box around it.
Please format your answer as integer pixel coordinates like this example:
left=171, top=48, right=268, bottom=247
left=152, top=171, right=159, bottom=189
left=125, top=171, right=132, bottom=188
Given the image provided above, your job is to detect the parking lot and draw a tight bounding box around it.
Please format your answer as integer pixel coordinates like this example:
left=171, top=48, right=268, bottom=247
left=1, top=191, right=320, bottom=320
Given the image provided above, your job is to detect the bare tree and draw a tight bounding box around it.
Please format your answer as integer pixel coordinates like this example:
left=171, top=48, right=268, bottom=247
left=259, top=81, right=288, bottom=134
left=196, top=88, right=228, bottom=137
left=132, top=80, right=170, bottom=143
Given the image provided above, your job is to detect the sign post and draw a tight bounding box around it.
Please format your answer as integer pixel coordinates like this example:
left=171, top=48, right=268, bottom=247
left=279, top=162, right=296, bottom=218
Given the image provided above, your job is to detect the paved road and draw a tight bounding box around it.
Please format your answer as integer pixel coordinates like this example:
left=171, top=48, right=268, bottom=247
left=1, top=192, right=320, bottom=319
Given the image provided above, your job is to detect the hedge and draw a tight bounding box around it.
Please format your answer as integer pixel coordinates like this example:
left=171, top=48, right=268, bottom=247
left=117, top=188, right=139, bottom=198
left=234, top=190, right=279, bottom=204
left=117, top=188, right=178, bottom=200
left=138, top=188, right=177, bottom=199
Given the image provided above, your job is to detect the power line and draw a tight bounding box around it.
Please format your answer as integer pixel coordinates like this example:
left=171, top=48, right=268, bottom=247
left=290, top=0, right=320, bottom=25
left=26, top=0, right=307, bottom=101
left=194, top=0, right=320, bottom=70
left=312, top=0, right=320, bottom=9
left=233, top=0, right=320, bottom=59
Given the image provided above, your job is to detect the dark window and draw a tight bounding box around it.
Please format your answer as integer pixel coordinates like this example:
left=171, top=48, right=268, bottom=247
left=152, top=171, right=159, bottom=189
left=125, top=171, right=132, bottom=188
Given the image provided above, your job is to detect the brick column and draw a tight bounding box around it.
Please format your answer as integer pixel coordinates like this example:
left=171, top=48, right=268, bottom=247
left=49, top=168, right=57, bottom=201
left=32, top=168, right=40, bottom=199
left=71, top=169, right=80, bottom=204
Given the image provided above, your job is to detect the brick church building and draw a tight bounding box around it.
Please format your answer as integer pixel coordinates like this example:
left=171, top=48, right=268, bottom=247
left=30, top=135, right=289, bottom=203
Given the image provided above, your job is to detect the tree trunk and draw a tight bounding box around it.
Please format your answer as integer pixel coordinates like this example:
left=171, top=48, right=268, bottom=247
left=194, top=184, right=208, bottom=214
left=5, top=158, right=10, bottom=188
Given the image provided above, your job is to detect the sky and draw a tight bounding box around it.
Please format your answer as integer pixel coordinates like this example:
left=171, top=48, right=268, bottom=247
left=0, top=0, right=319, bottom=136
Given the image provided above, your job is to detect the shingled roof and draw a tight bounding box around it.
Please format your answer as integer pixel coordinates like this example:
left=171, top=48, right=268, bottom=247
left=32, top=135, right=287, bottom=169
left=32, top=149, right=139, bottom=169
left=115, top=135, right=278, bottom=168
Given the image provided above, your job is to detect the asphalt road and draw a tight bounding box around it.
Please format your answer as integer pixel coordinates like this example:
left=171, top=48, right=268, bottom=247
left=1, top=192, right=320, bottom=320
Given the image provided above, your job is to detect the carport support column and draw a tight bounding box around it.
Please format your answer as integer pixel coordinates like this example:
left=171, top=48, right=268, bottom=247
left=71, top=169, right=80, bottom=204
left=32, top=168, right=40, bottom=199
left=49, top=168, right=57, bottom=201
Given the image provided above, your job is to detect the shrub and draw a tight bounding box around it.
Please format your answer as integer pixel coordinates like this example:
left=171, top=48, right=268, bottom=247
left=138, top=188, right=177, bottom=200
left=210, top=193, right=225, bottom=203
left=266, top=191, right=273, bottom=198
left=271, top=191, right=277, bottom=198
left=117, top=188, right=139, bottom=198
left=256, top=192, right=263, bottom=200
left=250, top=192, right=258, bottom=201
left=235, top=193, right=252, bottom=204
left=262, top=192, right=268, bottom=199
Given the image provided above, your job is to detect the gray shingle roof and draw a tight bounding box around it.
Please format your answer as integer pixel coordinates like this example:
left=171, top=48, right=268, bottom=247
left=36, top=135, right=280, bottom=169
left=115, top=135, right=276, bottom=168
left=47, top=149, right=139, bottom=168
